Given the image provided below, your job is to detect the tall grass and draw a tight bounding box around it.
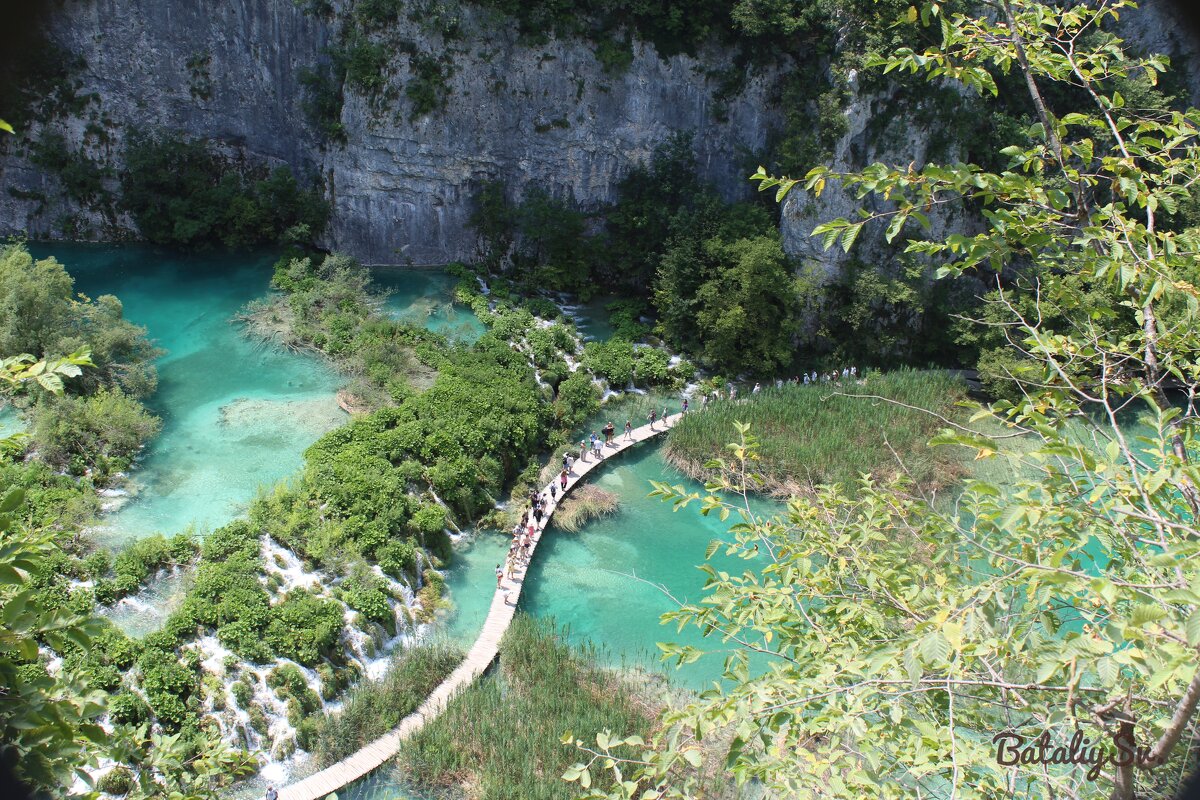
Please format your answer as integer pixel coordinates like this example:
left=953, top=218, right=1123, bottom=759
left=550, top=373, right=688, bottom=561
left=666, top=369, right=968, bottom=495
left=303, top=641, right=462, bottom=766
left=396, top=615, right=653, bottom=800
left=552, top=484, right=620, bottom=532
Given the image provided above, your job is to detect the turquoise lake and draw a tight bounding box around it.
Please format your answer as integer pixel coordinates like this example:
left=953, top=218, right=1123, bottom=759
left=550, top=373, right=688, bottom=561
left=27, top=243, right=346, bottom=546
left=23, top=244, right=487, bottom=546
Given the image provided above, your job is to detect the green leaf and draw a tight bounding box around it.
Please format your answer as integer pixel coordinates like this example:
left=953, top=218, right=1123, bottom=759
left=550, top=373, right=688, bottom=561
left=0, top=488, right=24, bottom=514
left=1129, top=604, right=1167, bottom=627
left=920, top=631, right=950, bottom=664
left=1035, top=660, right=1059, bottom=684
left=1186, top=608, right=1200, bottom=647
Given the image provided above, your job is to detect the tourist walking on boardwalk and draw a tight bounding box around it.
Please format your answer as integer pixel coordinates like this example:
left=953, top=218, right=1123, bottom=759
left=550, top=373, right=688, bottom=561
left=562, top=452, right=570, bottom=472
left=592, top=436, right=602, bottom=459
left=603, top=421, right=615, bottom=444
left=495, top=564, right=503, bottom=587
left=648, top=408, right=658, bottom=429
left=662, top=407, right=669, bottom=425
left=682, top=397, right=689, bottom=414
left=265, top=786, right=278, bottom=800
left=753, top=382, right=761, bottom=395
left=549, top=481, right=557, bottom=501
left=579, top=438, right=588, bottom=461
left=560, top=469, right=569, bottom=490
left=625, top=419, right=633, bottom=439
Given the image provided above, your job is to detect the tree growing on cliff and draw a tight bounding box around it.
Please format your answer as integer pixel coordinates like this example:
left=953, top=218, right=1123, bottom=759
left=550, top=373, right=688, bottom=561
left=567, top=2, right=1200, bottom=798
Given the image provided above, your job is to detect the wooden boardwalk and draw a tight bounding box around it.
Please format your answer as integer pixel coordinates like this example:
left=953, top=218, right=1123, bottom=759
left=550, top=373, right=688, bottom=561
left=280, top=412, right=682, bottom=800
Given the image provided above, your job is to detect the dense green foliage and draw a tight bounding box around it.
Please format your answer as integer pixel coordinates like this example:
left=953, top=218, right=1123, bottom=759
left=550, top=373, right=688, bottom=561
left=666, top=370, right=966, bottom=494
left=577, top=4, right=1200, bottom=799
left=401, top=615, right=653, bottom=800
left=0, top=243, right=161, bottom=398
left=470, top=181, right=600, bottom=296
left=120, top=132, right=328, bottom=247
left=655, top=201, right=799, bottom=374
left=469, top=138, right=803, bottom=376
left=30, top=389, right=161, bottom=482
left=0, top=354, right=254, bottom=797
left=302, top=641, right=462, bottom=765
left=601, top=135, right=706, bottom=288
left=0, top=244, right=162, bottom=483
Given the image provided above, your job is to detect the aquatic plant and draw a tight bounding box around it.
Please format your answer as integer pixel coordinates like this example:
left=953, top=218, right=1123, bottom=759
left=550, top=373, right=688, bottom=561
left=665, top=369, right=966, bottom=495
left=398, top=615, right=652, bottom=800
left=303, top=641, right=461, bottom=765
left=552, top=484, right=619, bottom=533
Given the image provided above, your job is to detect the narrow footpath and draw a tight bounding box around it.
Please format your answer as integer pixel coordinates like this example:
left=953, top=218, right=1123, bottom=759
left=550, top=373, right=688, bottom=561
left=280, top=412, right=683, bottom=800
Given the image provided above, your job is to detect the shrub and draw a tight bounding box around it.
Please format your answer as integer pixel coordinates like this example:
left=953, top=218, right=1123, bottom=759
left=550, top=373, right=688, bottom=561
left=265, top=590, right=343, bottom=665
left=97, top=766, right=134, bottom=795
left=582, top=339, right=634, bottom=387
left=30, top=390, right=161, bottom=482
left=121, top=131, right=328, bottom=247
left=108, top=693, right=149, bottom=726
left=339, top=572, right=393, bottom=628
left=377, top=538, right=416, bottom=579
left=231, top=680, right=253, bottom=709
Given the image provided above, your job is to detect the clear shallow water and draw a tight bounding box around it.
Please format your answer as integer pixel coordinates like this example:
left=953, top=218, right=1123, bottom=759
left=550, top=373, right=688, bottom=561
left=0, top=404, right=23, bottom=438
left=27, top=243, right=346, bottom=546
left=566, top=294, right=618, bottom=341
left=374, top=268, right=485, bottom=344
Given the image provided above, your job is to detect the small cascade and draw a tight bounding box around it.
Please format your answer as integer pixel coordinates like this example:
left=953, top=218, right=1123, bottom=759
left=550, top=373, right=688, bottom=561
left=260, top=537, right=321, bottom=593
left=425, top=488, right=462, bottom=534
left=97, top=486, right=131, bottom=513
left=101, top=565, right=193, bottom=638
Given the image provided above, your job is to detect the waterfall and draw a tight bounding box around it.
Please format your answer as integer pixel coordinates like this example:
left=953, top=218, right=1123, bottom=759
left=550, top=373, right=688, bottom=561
left=414, top=549, right=425, bottom=591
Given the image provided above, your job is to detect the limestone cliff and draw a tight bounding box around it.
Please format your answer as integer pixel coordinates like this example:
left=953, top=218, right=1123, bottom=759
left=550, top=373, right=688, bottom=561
left=0, top=0, right=782, bottom=265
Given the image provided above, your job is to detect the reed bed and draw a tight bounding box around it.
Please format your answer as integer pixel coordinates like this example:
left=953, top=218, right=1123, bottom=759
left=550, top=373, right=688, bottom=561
left=666, top=369, right=968, bottom=495
left=552, top=484, right=620, bottom=532
left=306, top=641, right=462, bottom=766
left=396, top=615, right=654, bottom=800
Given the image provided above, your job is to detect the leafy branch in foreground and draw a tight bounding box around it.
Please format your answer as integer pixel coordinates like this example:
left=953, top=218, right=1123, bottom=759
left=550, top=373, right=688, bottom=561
left=0, top=350, right=92, bottom=393
left=569, top=2, right=1200, bottom=799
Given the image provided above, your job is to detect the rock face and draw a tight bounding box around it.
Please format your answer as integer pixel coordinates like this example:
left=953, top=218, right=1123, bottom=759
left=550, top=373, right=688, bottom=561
left=0, top=0, right=782, bottom=264
left=4, top=1, right=1195, bottom=268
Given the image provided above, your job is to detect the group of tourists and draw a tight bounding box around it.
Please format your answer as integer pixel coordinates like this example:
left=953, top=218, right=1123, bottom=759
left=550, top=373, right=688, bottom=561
left=497, top=484, right=559, bottom=592
left=697, top=367, right=862, bottom=407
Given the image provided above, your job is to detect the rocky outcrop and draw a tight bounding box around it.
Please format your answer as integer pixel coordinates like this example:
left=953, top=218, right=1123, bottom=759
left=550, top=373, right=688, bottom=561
left=0, top=0, right=782, bottom=264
